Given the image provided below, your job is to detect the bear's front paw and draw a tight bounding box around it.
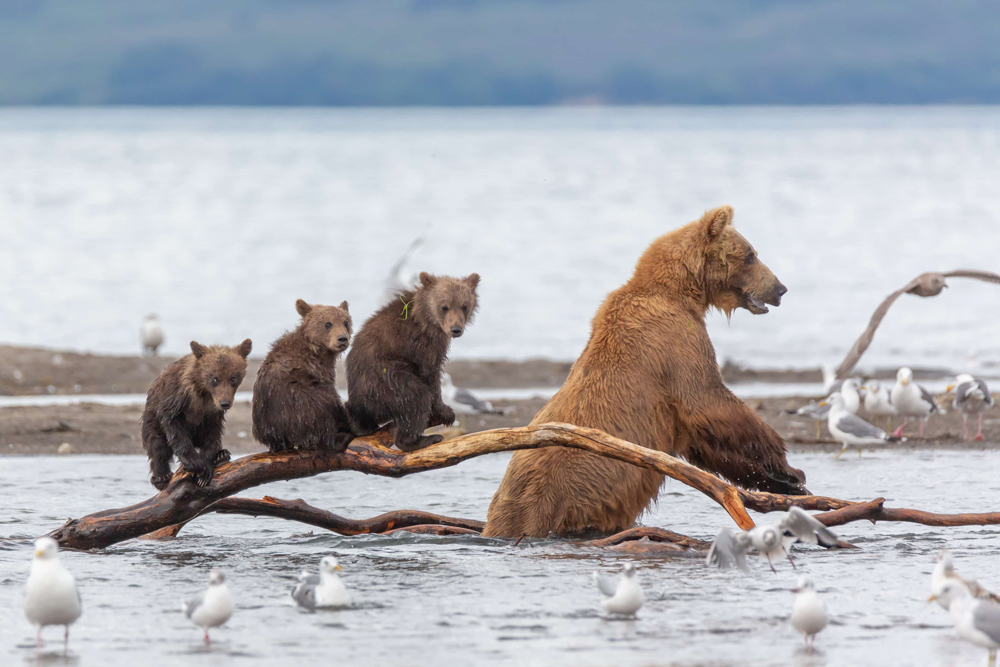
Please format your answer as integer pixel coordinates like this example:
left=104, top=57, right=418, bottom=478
left=195, top=467, right=215, bottom=487
left=213, top=449, right=231, bottom=465
left=331, top=432, right=355, bottom=453
left=429, top=406, right=456, bottom=428
left=150, top=474, right=171, bottom=490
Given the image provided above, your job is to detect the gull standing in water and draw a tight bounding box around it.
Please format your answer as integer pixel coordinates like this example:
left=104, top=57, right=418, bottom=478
left=183, top=569, right=233, bottom=644
left=291, top=556, right=352, bottom=610
left=947, top=374, right=995, bottom=442
left=706, top=506, right=841, bottom=573
left=140, top=314, right=165, bottom=356
left=791, top=576, right=828, bottom=649
left=891, top=367, right=943, bottom=437
left=822, top=392, right=901, bottom=459
left=931, top=550, right=1000, bottom=610
left=930, top=581, right=1000, bottom=667
left=24, top=537, right=81, bottom=651
left=863, top=379, right=897, bottom=431
left=593, top=563, right=644, bottom=616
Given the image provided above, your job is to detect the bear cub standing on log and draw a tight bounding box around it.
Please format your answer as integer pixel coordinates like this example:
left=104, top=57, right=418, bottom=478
left=142, top=339, right=253, bottom=490
left=347, top=272, right=479, bottom=452
left=252, top=299, right=354, bottom=453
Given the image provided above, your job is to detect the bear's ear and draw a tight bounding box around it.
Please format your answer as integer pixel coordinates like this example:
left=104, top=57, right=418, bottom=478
left=236, top=339, right=253, bottom=359
left=295, top=299, right=312, bottom=317
left=703, top=205, right=734, bottom=240
left=339, top=300, right=349, bottom=313
left=464, top=273, right=481, bottom=289
left=190, top=341, right=208, bottom=359
left=418, top=272, right=436, bottom=288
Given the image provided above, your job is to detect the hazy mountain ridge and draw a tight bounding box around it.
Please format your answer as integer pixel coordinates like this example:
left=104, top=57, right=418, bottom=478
left=2, top=0, right=999, bottom=104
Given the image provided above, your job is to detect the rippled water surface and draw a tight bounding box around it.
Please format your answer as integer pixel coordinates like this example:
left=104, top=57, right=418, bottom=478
left=3, top=450, right=1000, bottom=666
left=1, top=107, right=999, bottom=371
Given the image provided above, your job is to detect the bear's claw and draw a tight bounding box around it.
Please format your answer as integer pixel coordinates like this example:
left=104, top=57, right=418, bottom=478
left=213, top=449, right=231, bottom=465
left=150, top=474, right=171, bottom=490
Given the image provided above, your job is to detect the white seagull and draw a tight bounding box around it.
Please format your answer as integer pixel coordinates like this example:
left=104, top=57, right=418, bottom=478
left=24, top=537, right=82, bottom=651
left=930, top=580, right=1000, bottom=667
left=947, top=374, right=995, bottom=442
left=182, top=569, right=233, bottom=644
left=822, top=392, right=902, bottom=459
left=863, top=379, right=897, bottom=431
left=441, top=373, right=504, bottom=424
left=839, top=378, right=862, bottom=415
left=593, top=563, right=645, bottom=616
left=931, top=550, right=1000, bottom=610
left=140, top=314, right=165, bottom=356
left=291, top=556, right=352, bottom=610
left=706, top=506, right=841, bottom=574
left=891, top=367, right=943, bottom=437
left=791, top=576, right=828, bottom=649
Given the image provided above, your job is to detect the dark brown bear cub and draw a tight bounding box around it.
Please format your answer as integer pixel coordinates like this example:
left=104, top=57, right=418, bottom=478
left=252, top=299, right=354, bottom=453
left=142, top=339, right=252, bottom=490
left=347, top=272, right=479, bottom=452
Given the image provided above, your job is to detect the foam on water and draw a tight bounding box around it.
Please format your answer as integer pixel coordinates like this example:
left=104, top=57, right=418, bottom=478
left=2, top=450, right=1000, bottom=665
left=0, top=107, right=998, bottom=373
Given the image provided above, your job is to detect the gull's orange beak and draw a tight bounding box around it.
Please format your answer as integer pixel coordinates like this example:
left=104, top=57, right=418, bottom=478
left=946, top=384, right=955, bottom=393
left=927, top=594, right=938, bottom=603
left=335, top=564, right=342, bottom=571
left=818, top=400, right=828, bottom=407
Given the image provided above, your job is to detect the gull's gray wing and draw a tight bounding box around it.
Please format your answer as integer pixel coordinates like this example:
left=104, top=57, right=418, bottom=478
left=918, top=384, right=943, bottom=413
left=706, top=528, right=750, bottom=572
left=790, top=401, right=830, bottom=419
left=942, top=269, right=1000, bottom=285
left=781, top=506, right=840, bottom=548
left=956, top=382, right=975, bottom=404
left=292, top=579, right=318, bottom=610
left=183, top=591, right=205, bottom=619
left=973, top=601, right=1000, bottom=644
left=593, top=572, right=619, bottom=597
left=834, top=412, right=886, bottom=439
left=454, top=387, right=494, bottom=413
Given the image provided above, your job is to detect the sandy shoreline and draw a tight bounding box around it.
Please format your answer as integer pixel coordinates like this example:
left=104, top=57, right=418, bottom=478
left=1, top=345, right=997, bottom=456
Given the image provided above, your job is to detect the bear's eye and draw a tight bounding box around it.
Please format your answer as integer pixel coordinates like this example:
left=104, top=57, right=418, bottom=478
left=461, top=304, right=468, bottom=314
left=745, top=252, right=756, bottom=265
left=230, top=376, right=239, bottom=387
left=210, top=377, right=219, bottom=387
left=325, top=322, right=333, bottom=330
left=344, top=320, right=350, bottom=329
left=441, top=305, right=449, bottom=313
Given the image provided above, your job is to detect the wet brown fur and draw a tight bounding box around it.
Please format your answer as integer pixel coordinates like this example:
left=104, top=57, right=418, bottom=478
left=346, top=272, right=480, bottom=451
left=141, top=339, right=252, bottom=489
left=483, top=206, right=806, bottom=538
left=252, top=299, right=355, bottom=453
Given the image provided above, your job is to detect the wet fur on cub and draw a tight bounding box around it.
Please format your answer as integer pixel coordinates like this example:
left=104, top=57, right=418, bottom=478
left=346, top=272, right=479, bottom=452
left=142, top=339, right=252, bottom=490
left=252, top=299, right=354, bottom=453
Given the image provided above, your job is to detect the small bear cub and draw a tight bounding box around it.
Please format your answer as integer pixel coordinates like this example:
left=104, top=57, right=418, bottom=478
left=347, top=272, right=479, bottom=451
left=252, top=299, right=354, bottom=453
left=142, top=339, right=252, bottom=489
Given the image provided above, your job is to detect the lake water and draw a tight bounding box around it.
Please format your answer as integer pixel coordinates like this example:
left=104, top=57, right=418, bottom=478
left=2, top=450, right=1000, bottom=666
left=0, top=107, right=999, bottom=372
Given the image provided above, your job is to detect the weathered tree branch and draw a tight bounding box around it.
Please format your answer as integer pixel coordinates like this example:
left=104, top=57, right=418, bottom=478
left=46, top=422, right=1000, bottom=551
left=814, top=497, right=1000, bottom=528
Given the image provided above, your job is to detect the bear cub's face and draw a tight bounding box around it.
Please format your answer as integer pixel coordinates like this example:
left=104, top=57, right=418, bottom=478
left=417, top=272, right=480, bottom=338
left=190, top=339, right=252, bottom=412
left=296, top=299, right=352, bottom=353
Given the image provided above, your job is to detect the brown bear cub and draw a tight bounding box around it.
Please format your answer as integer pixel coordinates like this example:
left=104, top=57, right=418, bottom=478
left=252, top=299, right=354, bottom=454
left=142, top=339, right=252, bottom=490
left=347, top=272, right=479, bottom=452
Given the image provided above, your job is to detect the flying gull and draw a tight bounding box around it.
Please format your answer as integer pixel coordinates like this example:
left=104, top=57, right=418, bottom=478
left=822, top=392, right=902, bottom=459
left=931, top=550, right=1000, bottom=610
left=291, top=556, right=352, bottom=610
left=834, top=269, right=1000, bottom=379
left=890, top=367, right=943, bottom=437
left=791, top=576, right=828, bottom=649
left=593, top=563, right=644, bottom=617
left=947, top=374, right=995, bottom=442
left=706, top=506, right=841, bottom=573
left=182, top=569, right=233, bottom=644
left=24, top=537, right=81, bottom=651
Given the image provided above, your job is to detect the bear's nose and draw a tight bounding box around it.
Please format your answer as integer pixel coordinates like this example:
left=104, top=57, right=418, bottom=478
left=337, top=335, right=349, bottom=345
left=450, top=326, right=463, bottom=337
left=219, top=400, right=232, bottom=411
left=776, top=282, right=788, bottom=298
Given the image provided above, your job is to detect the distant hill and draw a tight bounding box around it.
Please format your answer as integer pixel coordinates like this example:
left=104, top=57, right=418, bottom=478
left=1, top=0, right=999, bottom=105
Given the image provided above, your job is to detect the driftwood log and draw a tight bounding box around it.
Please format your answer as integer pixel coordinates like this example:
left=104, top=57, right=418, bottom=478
left=47, top=422, right=1000, bottom=551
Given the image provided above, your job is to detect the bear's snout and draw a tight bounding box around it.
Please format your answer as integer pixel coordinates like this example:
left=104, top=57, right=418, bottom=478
left=769, top=281, right=788, bottom=306
left=219, top=400, right=232, bottom=411
left=450, top=325, right=464, bottom=338
left=337, top=335, right=349, bottom=346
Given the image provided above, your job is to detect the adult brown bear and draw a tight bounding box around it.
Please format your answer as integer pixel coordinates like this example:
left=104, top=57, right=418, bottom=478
left=482, top=206, right=808, bottom=538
